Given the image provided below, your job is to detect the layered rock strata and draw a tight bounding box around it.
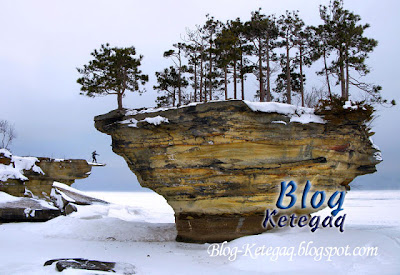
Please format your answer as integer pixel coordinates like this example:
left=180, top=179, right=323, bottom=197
left=0, top=150, right=94, bottom=199
left=94, top=100, right=381, bottom=243
left=0, top=149, right=104, bottom=222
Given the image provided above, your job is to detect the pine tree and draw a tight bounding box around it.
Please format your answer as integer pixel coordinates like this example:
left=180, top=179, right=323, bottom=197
left=214, top=25, right=234, bottom=100
left=293, top=26, right=314, bottom=107
left=182, top=43, right=200, bottom=102
left=229, top=18, right=254, bottom=100
left=245, top=9, right=279, bottom=102
left=202, top=15, right=221, bottom=101
left=277, top=11, right=304, bottom=104
left=164, top=43, right=187, bottom=106
left=154, top=66, right=188, bottom=107
left=312, top=24, right=334, bottom=100
left=77, top=43, right=148, bottom=110
left=274, top=58, right=303, bottom=102
left=319, top=0, right=384, bottom=103
left=185, top=27, right=207, bottom=102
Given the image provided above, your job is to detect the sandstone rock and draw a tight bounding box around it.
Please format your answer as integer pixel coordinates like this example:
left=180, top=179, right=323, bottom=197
left=0, top=196, right=61, bottom=222
left=94, top=100, right=381, bottom=243
left=64, top=203, right=78, bottom=215
left=0, top=150, right=104, bottom=222
left=53, top=182, right=109, bottom=205
left=0, top=150, right=97, bottom=199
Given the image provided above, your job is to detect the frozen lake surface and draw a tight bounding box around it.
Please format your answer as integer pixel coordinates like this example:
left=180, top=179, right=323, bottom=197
left=0, top=190, right=399, bottom=274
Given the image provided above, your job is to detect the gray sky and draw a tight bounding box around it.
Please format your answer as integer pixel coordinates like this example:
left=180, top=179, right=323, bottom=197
left=1, top=0, right=399, bottom=191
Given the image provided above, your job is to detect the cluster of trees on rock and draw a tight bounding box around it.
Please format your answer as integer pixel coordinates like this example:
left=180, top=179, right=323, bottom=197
left=77, top=0, right=393, bottom=109
left=154, top=0, right=386, bottom=108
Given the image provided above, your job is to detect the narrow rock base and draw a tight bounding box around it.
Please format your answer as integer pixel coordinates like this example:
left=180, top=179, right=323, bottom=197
left=175, top=212, right=268, bottom=243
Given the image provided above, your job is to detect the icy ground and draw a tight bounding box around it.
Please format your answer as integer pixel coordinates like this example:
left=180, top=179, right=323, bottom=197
left=0, top=190, right=399, bottom=274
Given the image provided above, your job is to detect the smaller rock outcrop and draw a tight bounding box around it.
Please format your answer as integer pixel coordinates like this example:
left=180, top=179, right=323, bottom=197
left=0, top=149, right=97, bottom=199
left=0, top=149, right=105, bottom=222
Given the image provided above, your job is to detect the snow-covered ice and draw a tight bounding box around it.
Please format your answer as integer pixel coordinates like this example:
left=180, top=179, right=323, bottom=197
left=0, top=190, right=399, bottom=274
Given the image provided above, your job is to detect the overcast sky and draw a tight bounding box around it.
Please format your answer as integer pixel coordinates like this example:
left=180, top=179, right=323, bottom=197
left=1, top=0, right=399, bottom=191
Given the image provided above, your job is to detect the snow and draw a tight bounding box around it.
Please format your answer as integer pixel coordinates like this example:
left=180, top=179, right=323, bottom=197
left=0, top=191, right=22, bottom=203
left=87, top=162, right=106, bottom=166
left=289, top=114, right=325, bottom=124
left=143, top=116, right=169, bottom=126
left=0, top=149, right=44, bottom=182
left=53, top=159, right=64, bottom=162
left=369, top=137, right=383, bottom=161
left=50, top=188, right=66, bottom=209
left=244, top=101, right=303, bottom=115
left=343, top=101, right=358, bottom=110
left=120, top=116, right=169, bottom=128
left=119, top=118, right=138, bottom=127
left=0, top=190, right=399, bottom=274
left=12, top=156, right=43, bottom=174
left=125, top=107, right=171, bottom=116
left=369, top=137, right=381, bottom=151
left=0, top=148, right=12, bottom=158
left=0, top=191, right=58, bottom=210
left=122, top=100, right=325, bottom=127
left=244, top=101, right=326, bottom=124
left=373, top=152, right=383, bottom=161
left=271, top=121, right=287, bottom=125
left=53, top=182, right=90, bottom=198
left=124, top=101, right=202, bottom=117
left=0, top=163, right=28, bottom=181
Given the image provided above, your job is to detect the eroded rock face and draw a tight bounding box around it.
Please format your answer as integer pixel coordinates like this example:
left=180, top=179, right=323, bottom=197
left=95, top=100, right=381, bottom=243
left=0, top=150, right=106, bottom=222
left=0, top=151, right=93, bottom=199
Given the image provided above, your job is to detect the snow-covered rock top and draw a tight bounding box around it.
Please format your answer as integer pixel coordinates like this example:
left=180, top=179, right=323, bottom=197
left=120, top=115, right=169, bottom=128
left=0, top=149, right=44, bottom=182
left=244, top=101, right=325, bottom=124
left=123, top=100, right=325, bottom=125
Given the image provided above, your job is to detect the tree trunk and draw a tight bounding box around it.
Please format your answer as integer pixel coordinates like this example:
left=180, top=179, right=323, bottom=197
left=117, top=92, right=123, bottom=109
left=266, top=42, right=271, bottom=102
left=339, top=50, right=346, bottom=99
left=323, top=49, right=332, bottom=100
left=233, top=60, right=237, bottom=99
left=173, top=88, right=176, bottom=107
left=299, top=46, right=305, bottom=107
left=209, top=41, right=212, bottom=101
left=224, top=65, right=228, bottom=100
left=286, top=37, right=292, bottom=105
left=194, top=61, right=197, bottom=102
left=240, top=49, right=245, bottom=100
left=345, top=49, right=350, bottom=100
left=258, top=39, right=264, bottom=102
left=178, top=48, right=182, bottom=106
left=200, top=53, right=204, bottom=102
left=204, top=80, right=208, bottom=103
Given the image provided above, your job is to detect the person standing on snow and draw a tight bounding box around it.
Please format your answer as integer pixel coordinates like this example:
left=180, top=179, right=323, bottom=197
left=92, top=151, right=99, bottom=163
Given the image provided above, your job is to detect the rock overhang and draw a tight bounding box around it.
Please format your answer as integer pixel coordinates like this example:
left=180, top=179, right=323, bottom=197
left=95, top=100, right=381, bottom=243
